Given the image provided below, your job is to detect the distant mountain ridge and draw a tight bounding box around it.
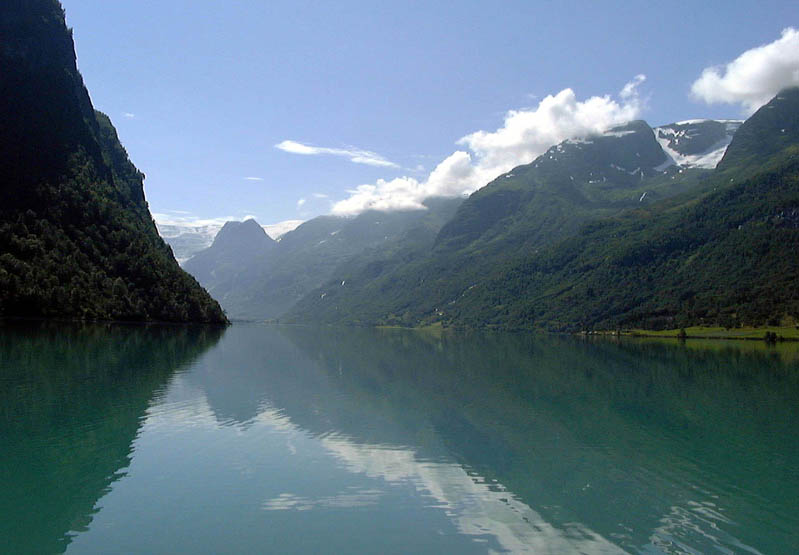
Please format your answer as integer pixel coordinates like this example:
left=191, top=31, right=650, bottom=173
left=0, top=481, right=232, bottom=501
left=183, top=197, right=464, bottom=320
left=157, top=218, right=303, bottom=263
left=0, top=0, right=226, bottom=323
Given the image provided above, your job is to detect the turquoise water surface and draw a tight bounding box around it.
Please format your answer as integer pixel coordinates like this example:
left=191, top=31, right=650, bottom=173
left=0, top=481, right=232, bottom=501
left=1, top=323, right=797, bottom=553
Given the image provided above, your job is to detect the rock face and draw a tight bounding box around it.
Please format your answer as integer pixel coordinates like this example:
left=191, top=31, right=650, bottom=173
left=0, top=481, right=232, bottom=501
left=0, top=0, right=227, bottom=323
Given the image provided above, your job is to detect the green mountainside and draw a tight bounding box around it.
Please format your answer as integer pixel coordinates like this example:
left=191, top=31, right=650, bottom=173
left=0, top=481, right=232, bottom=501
left=284, top=121, right=717, bottom=326
left=717, top=91, right=799, bottom=171
left=0, top=0, right=226, bottom=323
left=287, top=89, right=799, bottom=330
left=184, top=197, right=463, bottom=320
left=434, top=120, right=698, bottom=255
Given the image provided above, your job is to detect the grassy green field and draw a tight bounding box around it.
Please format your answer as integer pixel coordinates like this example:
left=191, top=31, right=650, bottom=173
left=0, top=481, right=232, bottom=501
left=626, top=326, right=799, bottom=340
left=585, top=328, right=799, bottom=364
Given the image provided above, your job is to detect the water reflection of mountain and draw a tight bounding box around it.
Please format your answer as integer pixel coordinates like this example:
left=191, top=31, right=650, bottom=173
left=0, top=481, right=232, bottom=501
left=0, top=323, right=223, bottom=554
left=192, top=325, right=799, bottom=553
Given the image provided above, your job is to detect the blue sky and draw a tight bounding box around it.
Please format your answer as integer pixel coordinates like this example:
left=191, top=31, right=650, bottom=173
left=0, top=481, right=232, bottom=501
left=61, top=0, right=798, bottom=228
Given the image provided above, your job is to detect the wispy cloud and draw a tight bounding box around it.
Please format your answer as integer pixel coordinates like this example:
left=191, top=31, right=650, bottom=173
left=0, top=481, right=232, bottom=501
left=244, top=176, right=264, bottom=181
left=276, top=140, right=399, bottom=168
left=312, top=193, right=329, bottom=199
left=297, top=198, right=306, bottom=208
left=331, top=76, right=647, bottom=216
left=123, top=112, right=136, bottom=119
left=691, top=28, right=799, bottom=113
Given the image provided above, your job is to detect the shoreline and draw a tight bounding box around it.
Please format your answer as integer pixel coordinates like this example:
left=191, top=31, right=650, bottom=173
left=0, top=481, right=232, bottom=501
left=587, top=326, right=799, bottom=342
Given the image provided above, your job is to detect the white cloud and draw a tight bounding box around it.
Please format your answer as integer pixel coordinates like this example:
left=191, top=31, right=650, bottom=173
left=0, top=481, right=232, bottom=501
left=297, top=198, right=306, bottom=208
left=330, top=178, right=431, bottom=215
left=691, top=28, right=799, bottom=113
left=312, top=193, right=329, bottom=199
left=123, top=112, right=136, bottom=119
left=276, top=140, right=399, bottom=168
left=244, top=176, right=264, bottom=181
left=620, top=74, right=646, bottom=100
left=331, top=77, right=646, bottom=216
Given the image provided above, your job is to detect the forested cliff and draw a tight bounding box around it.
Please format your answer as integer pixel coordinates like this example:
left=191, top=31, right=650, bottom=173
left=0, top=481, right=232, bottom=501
left=0, top=0, right=227, bottom=323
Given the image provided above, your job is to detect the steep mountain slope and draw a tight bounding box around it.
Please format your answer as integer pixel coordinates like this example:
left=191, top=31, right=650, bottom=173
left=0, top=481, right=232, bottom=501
left=451, top=89, right=799, bottom=331
left=0, top=0, right=226, bottom=323
left=716, top=90, right=799, bottom=171
left=286, top=119, right=734, bottom=326
left=184, top=197, right=463, bottom=320
left=434, top=120, right=691, bottom=255
left=290, top=89, right=799, bottom=330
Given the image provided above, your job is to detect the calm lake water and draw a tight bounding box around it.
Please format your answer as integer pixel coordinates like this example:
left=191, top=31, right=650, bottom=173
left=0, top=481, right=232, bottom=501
left=1, top=323, right=798, bottom=554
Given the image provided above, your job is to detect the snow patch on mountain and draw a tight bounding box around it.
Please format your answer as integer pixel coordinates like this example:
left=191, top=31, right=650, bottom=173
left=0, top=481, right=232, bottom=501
left=155, top=221, right=223, bottom=264
left=264, top=219, right=305, bottom=241
left=603, top=129, right=637, bottom=138
left=653, top=120, right=742, bottom=170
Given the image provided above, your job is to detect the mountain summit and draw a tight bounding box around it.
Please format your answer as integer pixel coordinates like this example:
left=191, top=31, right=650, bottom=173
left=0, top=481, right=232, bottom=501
left=212, top=219, right=275, bottom=253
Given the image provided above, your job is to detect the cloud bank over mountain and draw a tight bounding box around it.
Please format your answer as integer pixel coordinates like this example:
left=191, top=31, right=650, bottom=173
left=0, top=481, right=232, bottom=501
left=331, top=76, right=647, bottom=216
left=691, top=27, right=799, bottom=113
